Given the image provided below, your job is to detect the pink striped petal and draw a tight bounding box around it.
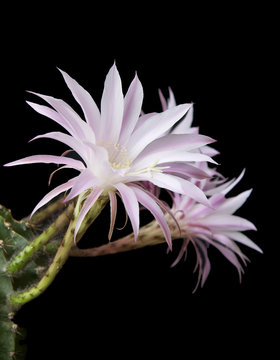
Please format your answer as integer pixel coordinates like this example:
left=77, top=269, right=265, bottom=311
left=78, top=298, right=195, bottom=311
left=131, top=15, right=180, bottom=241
left=114, top=183, right=139, bottom=242
left=151, top=173, right=209, bottom=207
left=119, top=73, right=143, bottom=144
left=28, top=91, right=89, bottom=141
left=158, top=89, right=168, bottom=111
left=26, top=101, right=75, bottom=136
left=217, top=189, right=253, bottom=214
left=134, top=133, right=215, bottom=164
left=223, top=231, right=263, bottom=253
left=58, top=68, right=101, bottom=139
left=212, top=233, right=248, bottom=261
left=133, top=112, right=157, bottom=132
left=127, top=103, right=192, bottom=160
left=74, top=188, right=103, bottom=241
left=199, top=214, right=257, bottom=232
left=167, top=87, right=176, bottom=108
left=30, top=177, right=77, bottom=217
left=212, top=242, right=244, bottom=281
left=64, top=169, right=97, bottom=202
left=172, top=105, right=194, bottom=134
left=30, top=131, right=90, bottom=163
left=161, top=162, right=211, bottom=180
left=133, top=150, right=217, bottom=171
left=100, top=63, right=124, bottom=145
left=4, top=154, right=85, bottom=171
left=131, top=185, right=172, bottom=250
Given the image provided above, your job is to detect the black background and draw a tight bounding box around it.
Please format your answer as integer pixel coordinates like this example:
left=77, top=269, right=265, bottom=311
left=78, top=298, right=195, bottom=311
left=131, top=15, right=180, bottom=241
left=0, top=3, right=277, bottom=359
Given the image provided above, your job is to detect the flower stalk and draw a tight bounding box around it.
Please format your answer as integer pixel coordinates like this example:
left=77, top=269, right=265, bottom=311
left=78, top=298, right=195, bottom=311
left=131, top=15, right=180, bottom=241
left=70, top=215, right=186, bottom=257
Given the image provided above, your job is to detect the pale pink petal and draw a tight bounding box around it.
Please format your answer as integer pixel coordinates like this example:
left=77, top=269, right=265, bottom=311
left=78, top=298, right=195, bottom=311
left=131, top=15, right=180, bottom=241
left=158, top=89, right=167, bottom=111
left=64, top=169, right=97, bottom=202
left=100, top=63, right=124, bottom=145
left=150, top=173, right=209, bottom=206
left=127, top=103, right=192, bottom=160
left=74, top=188, right=103, bottom=241
left=26, top=101, right=75, bottom=136
left=217, top=189, right=253, bottom=214
left=85, top=144, right=112, bottom=179
left=172, top=104, right=194, bottom=134
left=132, top=150, right=217, bottom=171
left=199, top=214, right=257, bottom=232
left=131, top=185, right=172, bottom=249
left=201, top=145, right=220, bottom=157
left=212, top=233, right=248, bottom=261
left=4, top=154, right=85, bottom=171
left=114, top=183, right=139, bottom=242
left=212, top=242, right=244, bottom=281
left=28, top=92, right=89, bottom=140
left=221, top=169, right=246, bottom=196
left=119, top=73, right=143, bottom=144
left=30, top=177, right=77, bottom=217
left=196, top=239, right=211, bottom=287
left=133, top=112, right=157, bottom=132
left=161, top=162, right=211, bottom=180
left=134, top=133, right=215, bottom=164
left=171, top=238, right=189, bottom=267
left=167, top=87, right=176, bottom=108
left=223, top=231, right=263, bottom=253
left=108, top=190, right=117, bottom=241
left=58, top=68, right=101, bottom=139
left=31, top=131, right=90, bottom=163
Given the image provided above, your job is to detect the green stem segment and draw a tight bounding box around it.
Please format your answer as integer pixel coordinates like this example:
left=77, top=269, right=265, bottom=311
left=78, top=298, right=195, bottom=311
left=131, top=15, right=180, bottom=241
left=7, top=203, right=75, bottom=275
left=9, top=194, right=109, bottom=308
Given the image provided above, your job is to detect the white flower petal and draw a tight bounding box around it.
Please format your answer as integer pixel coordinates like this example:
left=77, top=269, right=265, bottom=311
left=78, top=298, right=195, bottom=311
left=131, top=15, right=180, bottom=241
left=26, top=101, right=75, bottom=136
left=114, top=183, right=139, bottom=242
left=127, top=103, right=192, bottom=160
left=30, top=177, right=77, bottom=218
left=198, top=214, right=257, bottom=232
left=28, top=92, right=89, bottom=141
left=223, top=231, right=262, bottom=253
left=119, top=73, right=143, bottom=144
left=31, top=131, right=90, bottom=163
left=4, top=154, right=85, bottom=171
left=58, top=68, right=101, bottom=140
left=131, top=185, right=172, bottom=250
left=100, top=63, right=124, bottom=145
left=151, top=173, right=209, bottom=206
left=217, top=189, right=253, bottom=214
left=172, top=104, right=194, bottom=134
left=74, top=188, right=103, bottom=240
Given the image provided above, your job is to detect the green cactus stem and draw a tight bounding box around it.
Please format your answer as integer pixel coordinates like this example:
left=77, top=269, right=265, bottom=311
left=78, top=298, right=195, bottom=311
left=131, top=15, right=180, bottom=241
left=9, top=194, right=109, bottom=308
left=6, top=202, right=75, bottom=275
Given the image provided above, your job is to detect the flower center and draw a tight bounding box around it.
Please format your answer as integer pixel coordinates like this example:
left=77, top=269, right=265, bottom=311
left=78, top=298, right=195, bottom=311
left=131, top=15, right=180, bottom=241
left=99, top=141, right=131, bottom=170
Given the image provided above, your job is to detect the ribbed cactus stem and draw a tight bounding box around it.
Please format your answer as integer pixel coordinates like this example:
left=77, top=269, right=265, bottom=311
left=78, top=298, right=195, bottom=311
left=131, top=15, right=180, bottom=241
left=7, top=202, right=75, bottom=275
left=9, top=194, right=109, bottom=308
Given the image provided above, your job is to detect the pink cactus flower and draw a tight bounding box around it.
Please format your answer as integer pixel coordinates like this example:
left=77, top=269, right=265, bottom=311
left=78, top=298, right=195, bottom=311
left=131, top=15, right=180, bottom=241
left=5, top=64, right=216, bottom=247
left=170, top=168, right=261, bottom=291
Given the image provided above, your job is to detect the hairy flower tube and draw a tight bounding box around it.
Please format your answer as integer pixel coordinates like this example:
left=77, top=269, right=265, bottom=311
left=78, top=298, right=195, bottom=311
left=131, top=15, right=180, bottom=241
left=4, top=64, right=217, bottom=249
left=169, top=167, right=261, bottom=291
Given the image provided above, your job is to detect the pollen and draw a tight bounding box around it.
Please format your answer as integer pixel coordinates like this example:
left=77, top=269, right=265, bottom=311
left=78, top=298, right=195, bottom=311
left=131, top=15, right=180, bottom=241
left=99, top=140, right=131, bottom=170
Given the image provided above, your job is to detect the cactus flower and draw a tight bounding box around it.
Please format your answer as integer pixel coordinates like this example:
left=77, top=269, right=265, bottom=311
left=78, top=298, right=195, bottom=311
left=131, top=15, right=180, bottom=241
left=5, top=64, right=216, bottom=248
left=170, top=168, right=261, bottom=290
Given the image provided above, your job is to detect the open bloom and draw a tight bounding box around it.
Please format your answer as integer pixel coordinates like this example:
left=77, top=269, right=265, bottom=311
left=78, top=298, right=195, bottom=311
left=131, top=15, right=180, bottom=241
left=170, top=168, right=261, bottom=290
left=5, top=64, right=216, bottom=248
